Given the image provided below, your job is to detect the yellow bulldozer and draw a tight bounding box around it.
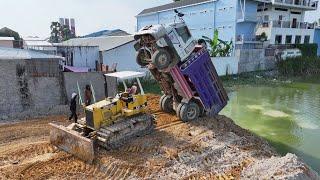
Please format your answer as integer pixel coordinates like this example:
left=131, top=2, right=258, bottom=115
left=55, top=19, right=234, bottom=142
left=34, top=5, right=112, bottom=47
left=49, top=71, right=154, bottom=163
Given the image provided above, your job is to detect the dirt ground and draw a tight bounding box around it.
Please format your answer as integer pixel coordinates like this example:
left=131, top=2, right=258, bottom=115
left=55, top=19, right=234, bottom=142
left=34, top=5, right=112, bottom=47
left=0, top=95, right=318, bottom=180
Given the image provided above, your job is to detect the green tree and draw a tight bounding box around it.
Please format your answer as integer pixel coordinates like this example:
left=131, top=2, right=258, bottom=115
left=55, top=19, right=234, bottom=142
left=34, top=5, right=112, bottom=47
left=61, top=25, right=73, bottom=41
left=0, top=27, right=23, bottom=48
left=202, top=29, right=233, bottom=57
left=49, top=22, right=75, bottom=43
left=49, top=22, right=62, bottom=43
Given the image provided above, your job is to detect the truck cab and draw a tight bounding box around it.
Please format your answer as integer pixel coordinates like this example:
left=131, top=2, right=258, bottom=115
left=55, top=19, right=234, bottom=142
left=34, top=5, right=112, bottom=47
left=134, top=21, right=197, bottom=71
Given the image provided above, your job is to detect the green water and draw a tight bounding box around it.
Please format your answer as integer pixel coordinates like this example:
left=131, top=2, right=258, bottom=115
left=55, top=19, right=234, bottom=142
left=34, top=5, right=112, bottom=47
left=221, top=83, right=320, bottom=172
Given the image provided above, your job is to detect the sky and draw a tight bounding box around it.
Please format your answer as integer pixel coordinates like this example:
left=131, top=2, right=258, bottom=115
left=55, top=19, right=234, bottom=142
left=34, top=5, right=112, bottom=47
left=0, top=0, right=171, bottom=38
left=0, top=0, right=319, bottom=38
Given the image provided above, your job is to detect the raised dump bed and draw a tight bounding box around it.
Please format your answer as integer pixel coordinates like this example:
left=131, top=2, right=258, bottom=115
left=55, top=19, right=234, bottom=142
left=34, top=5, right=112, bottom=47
left=179, top=49, right=228, bottom=115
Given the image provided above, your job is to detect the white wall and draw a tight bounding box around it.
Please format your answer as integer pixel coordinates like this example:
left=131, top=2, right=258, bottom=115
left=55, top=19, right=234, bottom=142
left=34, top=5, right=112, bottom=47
left=256, top=4, right=314, bottom=44
left=102, top=41, right=142, bottom=71
left=257, top=5, right=304, bottom=21
left=72, top=46, right=99, bottom=70
left=270, top=28, right=314, bottom=44
left=137, top=0, right=238, bottom=44
left=0, top=40, right=13, bottom=48
left=212, top=57, right=239, bottom=76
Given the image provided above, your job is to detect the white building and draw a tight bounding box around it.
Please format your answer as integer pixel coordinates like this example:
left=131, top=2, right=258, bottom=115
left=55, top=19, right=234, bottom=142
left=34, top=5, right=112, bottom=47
left=62, top=36, right=141, bottom=71
left=23, top=36, right=57, bottom=54
left=55, top=45, right=100, bottom=71
left=0, top=37, right=14, bottom=48
left=256, top=0, right=318, bottom=44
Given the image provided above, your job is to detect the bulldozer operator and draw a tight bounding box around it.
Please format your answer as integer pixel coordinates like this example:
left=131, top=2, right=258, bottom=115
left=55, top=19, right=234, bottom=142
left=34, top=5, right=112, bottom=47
left=127, top=82, right=138, bottom=95
left=119, top=82, right=139, bottom=103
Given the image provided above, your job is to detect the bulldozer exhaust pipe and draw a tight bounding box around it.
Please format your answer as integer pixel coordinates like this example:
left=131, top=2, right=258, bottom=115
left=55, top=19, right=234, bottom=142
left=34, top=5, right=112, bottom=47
left=49, top=123, right=95, bottom=164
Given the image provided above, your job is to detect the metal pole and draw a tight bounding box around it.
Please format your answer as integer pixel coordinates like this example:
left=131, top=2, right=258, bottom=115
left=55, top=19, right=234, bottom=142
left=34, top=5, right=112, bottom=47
left=122, top=81, right=128, bottom=91
left=77, top=81, right=83, bottom=105
left=136, top=78, right=145, bottom=95
left=90, top=81, right=96, bottom=103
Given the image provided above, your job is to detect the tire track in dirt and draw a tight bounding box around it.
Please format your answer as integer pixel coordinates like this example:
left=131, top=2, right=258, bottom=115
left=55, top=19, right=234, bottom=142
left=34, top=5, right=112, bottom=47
left=0, top=142, right=56, bottom=166
left=182, top=158, right=254, bottom=180
left=19, top=153, right=100, bottom=179
left=120, top=144, right=161, bottom=154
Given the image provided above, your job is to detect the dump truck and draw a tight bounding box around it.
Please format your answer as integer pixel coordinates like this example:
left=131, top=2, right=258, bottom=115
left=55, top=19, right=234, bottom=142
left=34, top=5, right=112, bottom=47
left=134, top=10, right=228, bottom=122
left=49, top=71, right=154, bottom=163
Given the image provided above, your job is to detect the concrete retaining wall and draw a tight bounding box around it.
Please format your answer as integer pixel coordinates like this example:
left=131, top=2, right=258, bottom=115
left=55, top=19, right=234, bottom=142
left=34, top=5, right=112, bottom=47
left=0, top=59, right=65, bottom=118
left=0, top=59, right=117, bottom=120
left=236, top=49, right=276, bottom=73
left=212, top=57, right=239, bottom=76
left=63, top=72, right=108, bottom=103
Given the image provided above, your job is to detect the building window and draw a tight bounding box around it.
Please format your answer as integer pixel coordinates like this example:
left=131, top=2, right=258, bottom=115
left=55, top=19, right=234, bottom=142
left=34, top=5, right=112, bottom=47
left=275, top=35, right=282, bottom=44
left=176, top=26, right=192, bottom=43
left=257, top=8, right=268, bottom=12
left=295, top=36, right=301, bottom=44
left=285, top=36, right=292, bottom=44
left=304, top=36, right=310, bottom=44
left=291, top=11, right=301, bottom=14
left=275, top=7, right=288, bottom=11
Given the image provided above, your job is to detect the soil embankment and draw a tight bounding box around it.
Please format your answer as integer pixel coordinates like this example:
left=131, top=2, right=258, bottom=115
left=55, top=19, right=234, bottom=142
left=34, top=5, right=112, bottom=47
left=0, top=95, right=318, bottom=179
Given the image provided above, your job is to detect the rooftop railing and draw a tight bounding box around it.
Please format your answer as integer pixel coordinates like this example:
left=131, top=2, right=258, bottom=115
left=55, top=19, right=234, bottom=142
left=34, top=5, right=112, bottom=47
left=260, top=20, right=316, bottom=29
left=273, top=0, right=318, bottom=9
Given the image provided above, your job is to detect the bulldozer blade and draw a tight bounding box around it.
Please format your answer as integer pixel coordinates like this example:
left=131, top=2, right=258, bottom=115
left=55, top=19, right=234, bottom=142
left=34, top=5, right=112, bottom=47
left=49, top=123, right=94, bottom=164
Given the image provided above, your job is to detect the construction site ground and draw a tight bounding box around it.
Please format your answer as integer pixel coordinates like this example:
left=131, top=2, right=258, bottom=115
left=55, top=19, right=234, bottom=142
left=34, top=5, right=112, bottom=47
left=0, top=94, right=318, bottom=179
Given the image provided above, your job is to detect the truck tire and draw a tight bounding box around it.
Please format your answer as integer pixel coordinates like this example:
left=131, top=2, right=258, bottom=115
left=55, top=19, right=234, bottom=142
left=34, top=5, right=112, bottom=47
left=136, top=48, right=151, bottom=67
left=159, top=95, right=166, bottom=111
left=179, top=102, right=200, bottom=122
left=176, top=103, right=185, bottom=118
left=152, top=49, right=172, bottom=70
left=160, top=95, right=174, bottom=113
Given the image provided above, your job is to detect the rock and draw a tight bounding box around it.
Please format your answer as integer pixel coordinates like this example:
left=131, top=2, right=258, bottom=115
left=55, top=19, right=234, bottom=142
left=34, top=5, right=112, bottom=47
left=241, top=153, right=319, bottom=180
left=188, top=128, right=204, bottom=136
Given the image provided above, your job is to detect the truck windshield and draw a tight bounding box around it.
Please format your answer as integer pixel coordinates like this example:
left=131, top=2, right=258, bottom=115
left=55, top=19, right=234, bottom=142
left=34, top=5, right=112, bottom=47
left=176, top=26, right=191, bottom=43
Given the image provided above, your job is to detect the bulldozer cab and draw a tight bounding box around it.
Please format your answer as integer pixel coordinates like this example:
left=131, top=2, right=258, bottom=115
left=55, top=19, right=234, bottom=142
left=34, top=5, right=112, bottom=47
left=105, top=71, right=147, bottom=117
left=105, top=71, right=146, bottom=96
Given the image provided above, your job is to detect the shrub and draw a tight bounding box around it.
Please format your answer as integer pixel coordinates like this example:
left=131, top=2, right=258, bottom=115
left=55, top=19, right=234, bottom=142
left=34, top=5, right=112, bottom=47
left=277, top=56, right=320, bottom=76
left=295, top=44, right=318, bottom=57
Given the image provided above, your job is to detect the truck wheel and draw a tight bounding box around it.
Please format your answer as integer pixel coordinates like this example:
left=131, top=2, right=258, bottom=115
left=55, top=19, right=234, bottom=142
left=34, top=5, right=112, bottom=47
left=179, top=102, right=200, bottom=122
left=176, top=103, right=184, bottom=118
left=161, top=95, right=173, bottom=113
left=136, top=48, right=151, bottom=67
left=159, top=95, right=166, bottom=111
left=152, top=49, right=172, bottom=70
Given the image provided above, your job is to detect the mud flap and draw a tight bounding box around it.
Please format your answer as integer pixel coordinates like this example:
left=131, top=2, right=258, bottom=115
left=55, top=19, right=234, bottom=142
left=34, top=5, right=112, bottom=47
left=49, top=123, right=94, bottom=164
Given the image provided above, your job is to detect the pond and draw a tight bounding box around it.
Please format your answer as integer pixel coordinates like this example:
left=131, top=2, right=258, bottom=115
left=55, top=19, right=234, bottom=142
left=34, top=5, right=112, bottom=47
left=221, top=83, right=320, bottom=173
